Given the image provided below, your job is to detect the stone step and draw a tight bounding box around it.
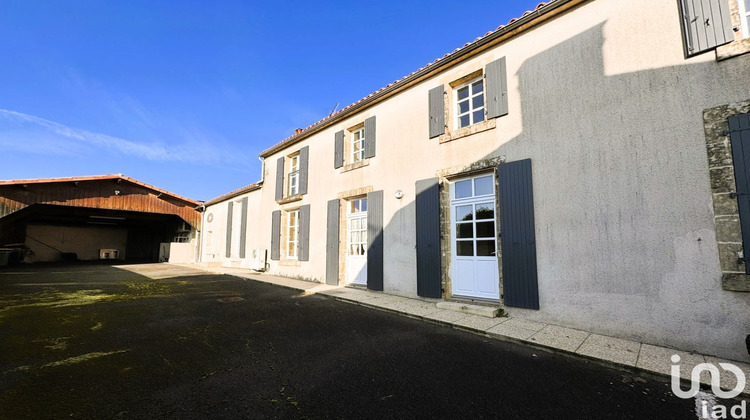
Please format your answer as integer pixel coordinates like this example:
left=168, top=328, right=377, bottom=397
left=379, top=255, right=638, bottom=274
left=436, top=301, right=504, bottom=318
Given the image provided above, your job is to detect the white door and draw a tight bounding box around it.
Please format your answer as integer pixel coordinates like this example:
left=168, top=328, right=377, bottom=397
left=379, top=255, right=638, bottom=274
left=451, top=174, right=500, bottom=300
left=346, top=198, right=368, bottom=285
left=230, top=200, right=242, bottom=258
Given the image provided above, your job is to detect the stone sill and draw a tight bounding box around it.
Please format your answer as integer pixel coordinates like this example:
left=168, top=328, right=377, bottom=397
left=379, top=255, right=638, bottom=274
left=722, top=273, right=750, bottom=292
left=716, top=38, right=750, bottom=61
left=277, top=194, right=303, bottom=205
left=279, top=259, right=301, bottom=267
left=439, top=118, right=496, bottom=144
left=340, top=158, right=370, bottom=173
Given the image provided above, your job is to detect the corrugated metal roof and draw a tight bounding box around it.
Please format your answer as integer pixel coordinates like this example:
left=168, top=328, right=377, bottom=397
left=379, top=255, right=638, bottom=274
left=0, top=174, right=201, bottom=206
left=259, top=0, right=574, bottom=158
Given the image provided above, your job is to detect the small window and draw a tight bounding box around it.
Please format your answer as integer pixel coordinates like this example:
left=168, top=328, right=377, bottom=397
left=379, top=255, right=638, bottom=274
left=287, top=210, right=299, bottom=259
left=455, top=78, right=485, bottom=129
left=351, top=128, right=365, bottom=163
left=741, top=0, right=750, bottom=39
left=288, top=154, right=299, bottom=196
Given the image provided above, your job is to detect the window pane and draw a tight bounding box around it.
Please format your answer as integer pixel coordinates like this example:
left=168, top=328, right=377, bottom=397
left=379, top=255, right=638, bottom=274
left=353, top=141, right=361, bottom=151
left=473, top=110, right=485, bottom=123
left=475, top=203, right=494, bottom=220
left=459, top=115, right=470, bottom=127
left=361, top=199, right=367, bottom=212
left=746, top=0, right=750, bottom=11
left=455, top=204, right=473, bottom=220
left=362, top=231, right=367, bottom=243
left=458, top=100, right=469, bottom=114
left=474, top=176, right=493, bottom=196
left=456, top=222, right=473, bottom=238
left=288, top=243, right=296, bottom=255
left=472, top=80, right=483, bottom=94
left=476, top=240, right=495, bottom=256
left=454, top=181, right=472, bottom=199
left=456, top=241, right=473, bottom=256
left=472, top=95, right=483, bottom=109
left=457, top=86, right=469, bottom=100
left=476, top=221, right=495, bottom=238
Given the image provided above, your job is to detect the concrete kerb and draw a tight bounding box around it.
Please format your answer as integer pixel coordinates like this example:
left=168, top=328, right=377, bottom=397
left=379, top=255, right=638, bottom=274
left=181, top=265, right=750, bottom=397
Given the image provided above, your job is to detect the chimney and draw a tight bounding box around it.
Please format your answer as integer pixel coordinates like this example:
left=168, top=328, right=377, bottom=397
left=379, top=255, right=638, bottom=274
left=294, top=128, right=303, bottom=136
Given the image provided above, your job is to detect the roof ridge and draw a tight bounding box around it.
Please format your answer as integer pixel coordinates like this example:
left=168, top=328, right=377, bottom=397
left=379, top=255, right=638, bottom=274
left=259, top=1, right=556, bottom=157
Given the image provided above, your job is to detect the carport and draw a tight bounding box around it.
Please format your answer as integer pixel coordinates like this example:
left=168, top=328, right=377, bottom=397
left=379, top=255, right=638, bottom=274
left=0, top=175, right=201, bottom=263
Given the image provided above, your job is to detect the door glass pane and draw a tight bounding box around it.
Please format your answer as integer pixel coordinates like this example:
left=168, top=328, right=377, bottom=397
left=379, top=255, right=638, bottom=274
left=456, top=241, right=473, bottom=256
left=474, top=176, right=493, bottom=196
left=476, top=240, right=496, bottom=256
left=455, top=205, right=473, bottom=221
left=456, top=222, right=473, bottom=239
left=454, top=181, right=472, bottom=199
left=475, top=203, right=494, bottom=220
left=476, top=221, right=494, bottom=238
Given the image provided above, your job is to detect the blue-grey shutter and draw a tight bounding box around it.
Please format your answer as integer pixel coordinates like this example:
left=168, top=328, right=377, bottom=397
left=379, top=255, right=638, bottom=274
left=298, top=146, right=309, bottom=195
left=225, top=201, right=233, bottom=258
left=326, top=199, right=340, bottom=285
left=728, top=113, right=750, bottom=274
left=270, top=210, right=281, bottom=261
left=239, top=197, right=248, bottom=259
left=679, top=0, right=734, bottom=57
left=429, top=85, right=445, bottom=139
left=334, top=130, right=344, bottom=168
left=298, top=204, right=311, bottom=261
left=364, top=116, right=376, bottom=159
left=486, top=57, right=508, bottom=119
left=275, top=157, right=284, bottom=201
left=415, top=178, right=442, bottom=298
left=367, top=190, right=384, bottom=291
left=498, top=159, right=539, bottom=309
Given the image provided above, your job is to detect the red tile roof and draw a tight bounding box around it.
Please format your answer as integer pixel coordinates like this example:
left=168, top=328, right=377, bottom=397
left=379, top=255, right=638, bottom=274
left=259, top=1, right=565, bottom=157
left=203, top=182, right=261, bottom=206
left=0, top=174, right=201, bottom=206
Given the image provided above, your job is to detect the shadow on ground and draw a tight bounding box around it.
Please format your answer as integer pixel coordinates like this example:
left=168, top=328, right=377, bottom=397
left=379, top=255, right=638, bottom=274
left=0, top=263, right=704, bottom=419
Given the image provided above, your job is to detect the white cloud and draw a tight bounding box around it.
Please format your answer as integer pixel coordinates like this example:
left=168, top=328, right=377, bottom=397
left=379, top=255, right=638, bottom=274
left=0, top=109, right=248, bottom=165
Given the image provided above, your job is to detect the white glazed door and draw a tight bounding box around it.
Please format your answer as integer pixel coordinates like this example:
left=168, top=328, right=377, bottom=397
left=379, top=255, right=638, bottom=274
left=451, top=174, right=499, bottom=300
left=346, top=198, right=368, bottom=285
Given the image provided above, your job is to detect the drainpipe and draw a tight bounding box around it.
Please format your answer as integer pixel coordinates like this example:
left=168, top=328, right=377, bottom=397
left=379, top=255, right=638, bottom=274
left=258, top=156, right=266, bottom=184
left=196, top=204, right=206, bottom=264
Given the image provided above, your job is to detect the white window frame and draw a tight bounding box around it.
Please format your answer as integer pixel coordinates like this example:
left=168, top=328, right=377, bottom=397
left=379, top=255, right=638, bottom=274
left=288, top=154, right=299, bottom=196
left=454, top=77, right=485, bottom=129
left=351, top=127, right=365, bottom=163
left=740, top=0, right=750, bottom=39
left=347, top=198, right=367, bottom=256
left=286, top=210, right=299, bottom=259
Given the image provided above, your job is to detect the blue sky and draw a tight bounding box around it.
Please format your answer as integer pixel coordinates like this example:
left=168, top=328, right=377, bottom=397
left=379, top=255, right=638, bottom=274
left=0, top=1, right=544, bottom=201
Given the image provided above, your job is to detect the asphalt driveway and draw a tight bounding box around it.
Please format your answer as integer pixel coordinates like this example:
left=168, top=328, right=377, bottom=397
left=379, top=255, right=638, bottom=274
left=0, top=263, right=699, bottom=418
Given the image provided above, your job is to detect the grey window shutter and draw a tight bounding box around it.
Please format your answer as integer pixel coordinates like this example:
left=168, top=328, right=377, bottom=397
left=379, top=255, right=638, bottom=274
left=486, top=57, right=509, bottom=119
left=298, top=146, right=309, bottom=195
left=225, top=201, right=233, bottom=258
left=428, top=85, right=445, bottom=139
left=498, top=159, right=539, bottom=309
left=364, top=116, right=376, bottom=159
left=367, top=190, right=384, bottom=291
left=270, top=210, right=281, bottom=261
left=298, top=204, right=311, bottom=261
left=728, top=113, right=750, bottom=274
left=239, top=197, right=248, bottom=259
left=326, top=199, right=340, bottom=285
left=275, top=157, right=284, bottom=201
left=334, top=130, right=344, bottom=168
left=679, top=0, right=734, bottom=57
left=415, top=178, right=442, bottom=298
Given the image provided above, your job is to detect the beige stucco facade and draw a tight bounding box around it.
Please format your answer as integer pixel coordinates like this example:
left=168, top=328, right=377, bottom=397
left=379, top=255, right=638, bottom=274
left=203, top=0, right=750, bottom=361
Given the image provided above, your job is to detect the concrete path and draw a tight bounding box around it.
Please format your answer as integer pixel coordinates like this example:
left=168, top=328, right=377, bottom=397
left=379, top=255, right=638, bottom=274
left=185, top=264, right=750, bottom=396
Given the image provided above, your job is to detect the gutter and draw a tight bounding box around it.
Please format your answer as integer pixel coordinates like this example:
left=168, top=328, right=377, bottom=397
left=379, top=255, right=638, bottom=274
left=259, top=0, right=583, bottom=158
